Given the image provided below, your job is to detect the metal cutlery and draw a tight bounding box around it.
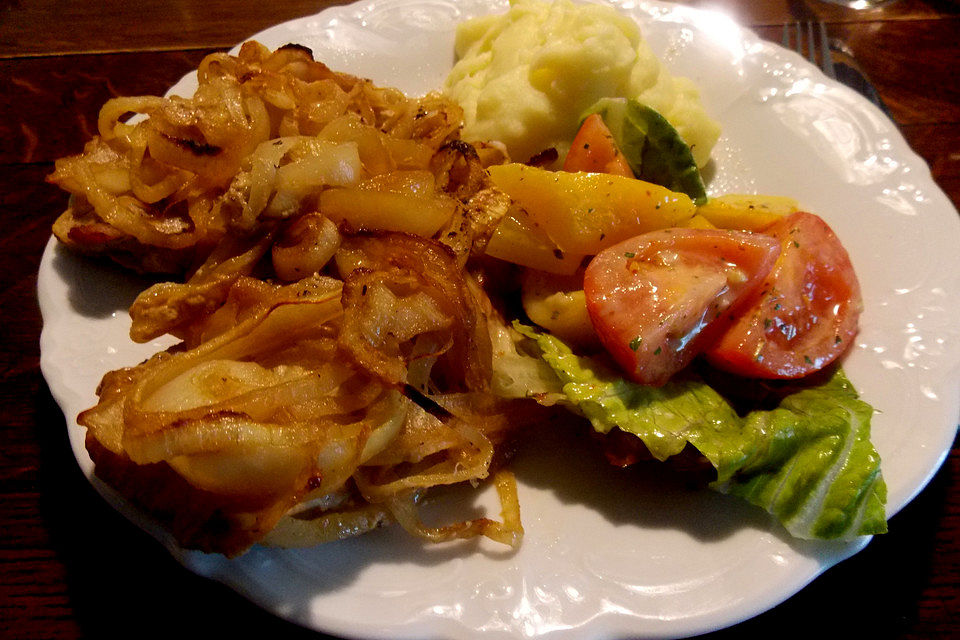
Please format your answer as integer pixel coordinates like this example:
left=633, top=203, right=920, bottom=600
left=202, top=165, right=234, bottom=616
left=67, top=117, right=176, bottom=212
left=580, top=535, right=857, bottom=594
left=781, top=21, right=892, bottom=118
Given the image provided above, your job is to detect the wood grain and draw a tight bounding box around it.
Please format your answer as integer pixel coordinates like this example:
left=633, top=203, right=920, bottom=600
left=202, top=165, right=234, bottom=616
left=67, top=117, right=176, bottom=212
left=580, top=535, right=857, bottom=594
left=836, top=18, right=960, bottom=124
left=902, top=123, right=960, bottom=208
left=686, top=0, right=959, bottom=25
left=0, top=0, right=351, bottom=57
left=1, top=51, right=213, bottom=164
left=2, top=0, right=956, bottom=57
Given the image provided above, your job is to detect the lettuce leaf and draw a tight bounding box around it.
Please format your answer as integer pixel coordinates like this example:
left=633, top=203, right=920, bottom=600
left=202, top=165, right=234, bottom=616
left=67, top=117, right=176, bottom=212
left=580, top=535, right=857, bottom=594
left=513, top=323, right=887, bottom=540
left=584, top=97, right=708, bottom=205
left=488, top=317, right=565, bottom=403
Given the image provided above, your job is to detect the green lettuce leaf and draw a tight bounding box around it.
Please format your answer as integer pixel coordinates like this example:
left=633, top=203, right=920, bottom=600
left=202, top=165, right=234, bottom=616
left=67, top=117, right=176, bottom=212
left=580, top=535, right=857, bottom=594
left=513, top=323, right=887, bottom=540
left=488, top=318, right=565, bottom=403
left=584, top=97, right=708, bottom=205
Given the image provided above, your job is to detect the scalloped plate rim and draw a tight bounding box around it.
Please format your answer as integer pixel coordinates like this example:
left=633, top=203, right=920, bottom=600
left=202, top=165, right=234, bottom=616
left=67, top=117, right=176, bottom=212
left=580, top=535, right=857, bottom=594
left=37, top=1, right=960, bottom=639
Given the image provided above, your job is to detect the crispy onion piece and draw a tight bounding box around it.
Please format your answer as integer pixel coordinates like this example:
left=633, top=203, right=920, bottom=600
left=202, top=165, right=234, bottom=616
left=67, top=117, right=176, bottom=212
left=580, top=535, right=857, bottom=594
left=262, top=373, right=542, bottom=550
left=337, top=233, right=493, bottom=392
left=83, top=274, right=345, bottom=455
left=263, top=499, right=394, bottom=548
left=339, top=268, right=452, bottom=387
left=226, top=136, right=362, bottom=231
left=128, top=231, right=276, bottom=343
left=184, top=275, right=336, bottom=346
left=382, top=471, right=523, bottom=547
left=271, top=212, right=342, bottom=282
left=80, top=275, right=420, bottom=556
left=49, top=41, right=464, bottom=276
left=363, top=390, right=534, bottom=468
left=353, top=402, right=494, bottom=502
left=49, top=139, right=206, bottom=250
left=431, top=140, right=489, bottom=202
left=85, top=433, right=291, bottom=557
left=353, top=390, right=537, bottom=536
left=428, top=141, right=512, bottom=266
left=52, top=196, right=197, bottom=274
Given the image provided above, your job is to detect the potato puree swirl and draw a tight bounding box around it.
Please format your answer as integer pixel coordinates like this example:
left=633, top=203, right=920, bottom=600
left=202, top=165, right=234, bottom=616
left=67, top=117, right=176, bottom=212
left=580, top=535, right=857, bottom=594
left=444, top=0, right=720, bottom=168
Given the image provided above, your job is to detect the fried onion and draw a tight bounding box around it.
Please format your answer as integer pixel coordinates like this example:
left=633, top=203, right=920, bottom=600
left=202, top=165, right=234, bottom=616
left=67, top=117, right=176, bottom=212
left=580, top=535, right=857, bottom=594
left=49, top=41, right=464, bottom=275
left=337, top=233, right=493, bottom=392
left=56, top=42, right=539, bottom=557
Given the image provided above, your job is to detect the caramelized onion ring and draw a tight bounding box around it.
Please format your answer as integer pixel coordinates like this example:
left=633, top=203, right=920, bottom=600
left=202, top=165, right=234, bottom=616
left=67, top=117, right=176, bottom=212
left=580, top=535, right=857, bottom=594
left=338, top=232, right=493, bottom=391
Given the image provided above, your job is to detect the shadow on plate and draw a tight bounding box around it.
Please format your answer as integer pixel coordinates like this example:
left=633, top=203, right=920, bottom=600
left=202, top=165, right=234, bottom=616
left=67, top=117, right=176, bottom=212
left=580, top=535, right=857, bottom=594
left=48, top=242, right=159, bottom=318
left=509, top=418, right=863, bottom=558
left=510, top=418, right=775, bottom=543
left=191, top=414, right=862, bottom=624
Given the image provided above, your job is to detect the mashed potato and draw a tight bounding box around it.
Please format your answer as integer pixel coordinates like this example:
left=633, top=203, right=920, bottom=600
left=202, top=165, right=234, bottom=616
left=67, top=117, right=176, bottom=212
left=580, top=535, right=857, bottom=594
left=444, top=0, right=720, bottom=168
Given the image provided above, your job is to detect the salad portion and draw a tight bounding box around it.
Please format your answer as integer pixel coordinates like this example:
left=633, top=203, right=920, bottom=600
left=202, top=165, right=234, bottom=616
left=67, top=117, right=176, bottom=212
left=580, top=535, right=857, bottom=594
left=479, top=155, right=884, bottom=540
left=446, top=0, right=885, bottom=539
left=45, top=0, right=887, bottom=558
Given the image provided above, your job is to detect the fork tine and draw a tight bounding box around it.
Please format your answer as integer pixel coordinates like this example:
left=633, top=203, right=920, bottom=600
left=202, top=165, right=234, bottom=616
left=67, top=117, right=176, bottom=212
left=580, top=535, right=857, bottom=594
left=805, top=22, right=817, bottom=65
left=818, top=22, right=836, bottom=79
left=780, top=21, right=837, bottom=80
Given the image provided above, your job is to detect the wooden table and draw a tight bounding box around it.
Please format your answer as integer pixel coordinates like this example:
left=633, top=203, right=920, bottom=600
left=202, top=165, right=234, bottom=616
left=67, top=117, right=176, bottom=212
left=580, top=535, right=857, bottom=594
left=2, top=1, right=957, bottom=637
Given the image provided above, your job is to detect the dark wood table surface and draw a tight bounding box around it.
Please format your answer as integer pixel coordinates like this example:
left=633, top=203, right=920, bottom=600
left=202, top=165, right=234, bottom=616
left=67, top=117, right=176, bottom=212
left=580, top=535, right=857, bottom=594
left=2, top=0, right=958, bottom=638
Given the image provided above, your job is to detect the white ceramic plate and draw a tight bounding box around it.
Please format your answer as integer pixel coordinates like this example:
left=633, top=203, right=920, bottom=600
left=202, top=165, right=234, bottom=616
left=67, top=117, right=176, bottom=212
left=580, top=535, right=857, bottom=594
left=38, top=1, right=960, bottom=638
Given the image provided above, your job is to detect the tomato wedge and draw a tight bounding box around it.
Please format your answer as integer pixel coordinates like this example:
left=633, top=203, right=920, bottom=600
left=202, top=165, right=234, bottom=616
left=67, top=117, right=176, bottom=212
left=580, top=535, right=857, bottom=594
left=705, top=211, right=862, bottom=378
left=563, top=113, right=635, bottom=177
left=584, top=228, right=780, bottom=386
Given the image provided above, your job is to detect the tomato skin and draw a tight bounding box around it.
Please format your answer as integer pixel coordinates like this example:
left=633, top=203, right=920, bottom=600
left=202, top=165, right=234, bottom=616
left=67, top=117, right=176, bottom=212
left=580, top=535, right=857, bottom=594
left=705, top=211, right=862, bottom=378
left=563, top=114, right=635, bottom=177
left=584, top=228, right=781, bottom=386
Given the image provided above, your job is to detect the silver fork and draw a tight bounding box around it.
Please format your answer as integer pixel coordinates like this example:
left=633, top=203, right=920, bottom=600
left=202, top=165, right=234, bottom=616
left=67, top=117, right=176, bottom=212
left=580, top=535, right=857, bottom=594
left=781, top=21, right=892, bottom=116
left=781, top=21, right=836, bottom=79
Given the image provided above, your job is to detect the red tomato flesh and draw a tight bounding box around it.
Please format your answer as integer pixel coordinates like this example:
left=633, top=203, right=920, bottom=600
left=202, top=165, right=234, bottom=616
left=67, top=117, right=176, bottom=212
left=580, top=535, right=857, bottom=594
left=584, top=228, right=781, bottom=386
left=563, top=113, right=635, bottom=177
left=705, top=211, right=863, bottom=378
